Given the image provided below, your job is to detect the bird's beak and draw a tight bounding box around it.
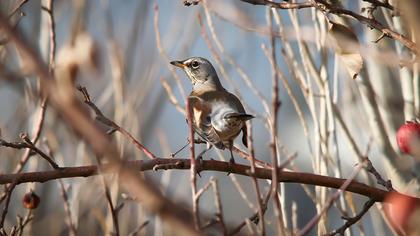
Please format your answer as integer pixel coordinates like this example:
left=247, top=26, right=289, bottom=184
left=170, top=60, right=187, bottom=69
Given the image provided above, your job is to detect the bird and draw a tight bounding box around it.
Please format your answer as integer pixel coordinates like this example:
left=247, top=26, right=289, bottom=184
left=170, top=57, right=254, bottom=169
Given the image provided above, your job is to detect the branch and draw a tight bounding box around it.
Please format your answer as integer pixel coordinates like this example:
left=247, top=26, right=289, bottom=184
left=238, top=0, right=417, bottom=53
left=1, top=158, right=416, bottom=203
left=240, top=0, right=313, bottom=9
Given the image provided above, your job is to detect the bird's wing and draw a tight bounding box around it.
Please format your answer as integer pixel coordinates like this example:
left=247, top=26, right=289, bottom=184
left=188, top=96, right=224, bottom=149
left=241, top=125, right=248, bottom=148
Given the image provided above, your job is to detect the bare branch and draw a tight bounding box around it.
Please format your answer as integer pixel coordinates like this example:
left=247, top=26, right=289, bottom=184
left=0, top=158, right=414, bottom=203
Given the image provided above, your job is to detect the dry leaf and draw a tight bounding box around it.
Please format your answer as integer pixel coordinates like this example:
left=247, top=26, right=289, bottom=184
left=328, top=22, right=363, bottom=79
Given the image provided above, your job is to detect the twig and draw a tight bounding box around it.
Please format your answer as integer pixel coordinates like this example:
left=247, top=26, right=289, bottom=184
left=246, top=123, right=265, bottom=235
left=153, top=4, right=187, bottom=99
left=186, top=99, right=200, bottom=230
left=17, top=209, right=34, bottom=236
left=364, top=157, right=394, bottom=191
left=298, top=161, right=367, bottom=235
left=239, top=0, right=313, bottom=9
left=0, top=182, right=16, bottom=229
left=326, top=198, right=376, bottom=236
left=0, top=134, right=59, bottom=169
left=0, top=99, right=48, bottom=204
left=228, top=188, right=271, bottom=236
left=229, top=153, right=296, bottom=235
left=8, top=0, right=29, bottom=19
left=267, top=9, right=285, bottom=235
left=43, top=0, right=56, bottom=72
left=210, top=178, right=227, bottom=234
left=160, top=77, right=185, bottom=115
left=128, top=221, right=149, bottom=236
left=102, top=178, right=120, bottom=236
left=77, top=86, right=157, bottom=160
left=362, top=0, right=394, bottom=11
left=231, top=146, right=272, bottom=168
left=58, top=180, right=77, bottom=236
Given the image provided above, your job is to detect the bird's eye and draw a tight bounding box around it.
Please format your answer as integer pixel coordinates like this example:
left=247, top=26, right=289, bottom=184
left=191, top=61, right=199, bottom=69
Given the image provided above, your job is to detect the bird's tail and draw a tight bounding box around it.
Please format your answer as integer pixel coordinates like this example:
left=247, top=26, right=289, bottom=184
left=224, top=113, right=254, bottom=121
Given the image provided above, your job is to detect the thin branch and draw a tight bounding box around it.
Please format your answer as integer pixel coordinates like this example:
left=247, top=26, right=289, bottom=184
left=365, top=157, right=394, bottom=191
left=229, top=188, right=271, bottom=236
left=43, top=0, right=56, bottom=72
left=0, top=99, right=48, bottom=204
left=102, top=178, right=120, bottom=236
left=326, top=198, right=376, bottom=236
left=298, top=161, right=367, bottom=235
left=17, top=209, right=34, bottom=236
left=77, top=86, right=157, bottom=160
left=267, top=8, right=285, bottom=235
left=0, top=182, right=16, bottom=229
left=58, top=180, right=77, bottom=236
left=186, top=99, right=200, bottom=230
left=8, top=0, right=29, bottom=19
left=210, top=178, right=227, bottom=234
left=0, top=134, right=59, bottom=169
left=128, top=220, right=149, bottom=236
left=362, top=0, right=394, bottom=10
left=246, top=123, right=265, bottom=235
left=240, top=0, right=313, bottom=9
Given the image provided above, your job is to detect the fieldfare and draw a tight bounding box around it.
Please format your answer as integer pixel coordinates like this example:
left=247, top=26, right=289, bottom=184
left=170, top=57, right=254, bottom=166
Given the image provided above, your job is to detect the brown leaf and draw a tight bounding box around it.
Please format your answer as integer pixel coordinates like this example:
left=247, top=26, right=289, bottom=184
left=328, top=22, right=363, bottom=79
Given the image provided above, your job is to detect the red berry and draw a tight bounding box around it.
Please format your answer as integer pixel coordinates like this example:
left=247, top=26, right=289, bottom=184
left=22, top=191, right=40, bottom=209
left=396, top=121, right=420, bottom=156
left=385, top=192, right=420, bottom=232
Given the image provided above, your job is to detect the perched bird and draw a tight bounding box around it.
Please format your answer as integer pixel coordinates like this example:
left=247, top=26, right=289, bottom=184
left=170, top=57, right=253, bottom=166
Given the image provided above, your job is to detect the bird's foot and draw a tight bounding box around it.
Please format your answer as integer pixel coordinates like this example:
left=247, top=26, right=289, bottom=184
left=227, top=157, right=235, bottom=176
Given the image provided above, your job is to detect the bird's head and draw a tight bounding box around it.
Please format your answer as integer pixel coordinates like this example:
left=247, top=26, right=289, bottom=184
left=170, top=57, right=223, bottom=90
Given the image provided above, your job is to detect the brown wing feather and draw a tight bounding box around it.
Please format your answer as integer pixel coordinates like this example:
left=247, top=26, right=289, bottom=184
left=241, top=125, right=248, bottom=148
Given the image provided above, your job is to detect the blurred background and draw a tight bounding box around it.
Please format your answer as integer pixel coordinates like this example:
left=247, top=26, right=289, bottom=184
left=0, top=0, right=419, bottom=235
